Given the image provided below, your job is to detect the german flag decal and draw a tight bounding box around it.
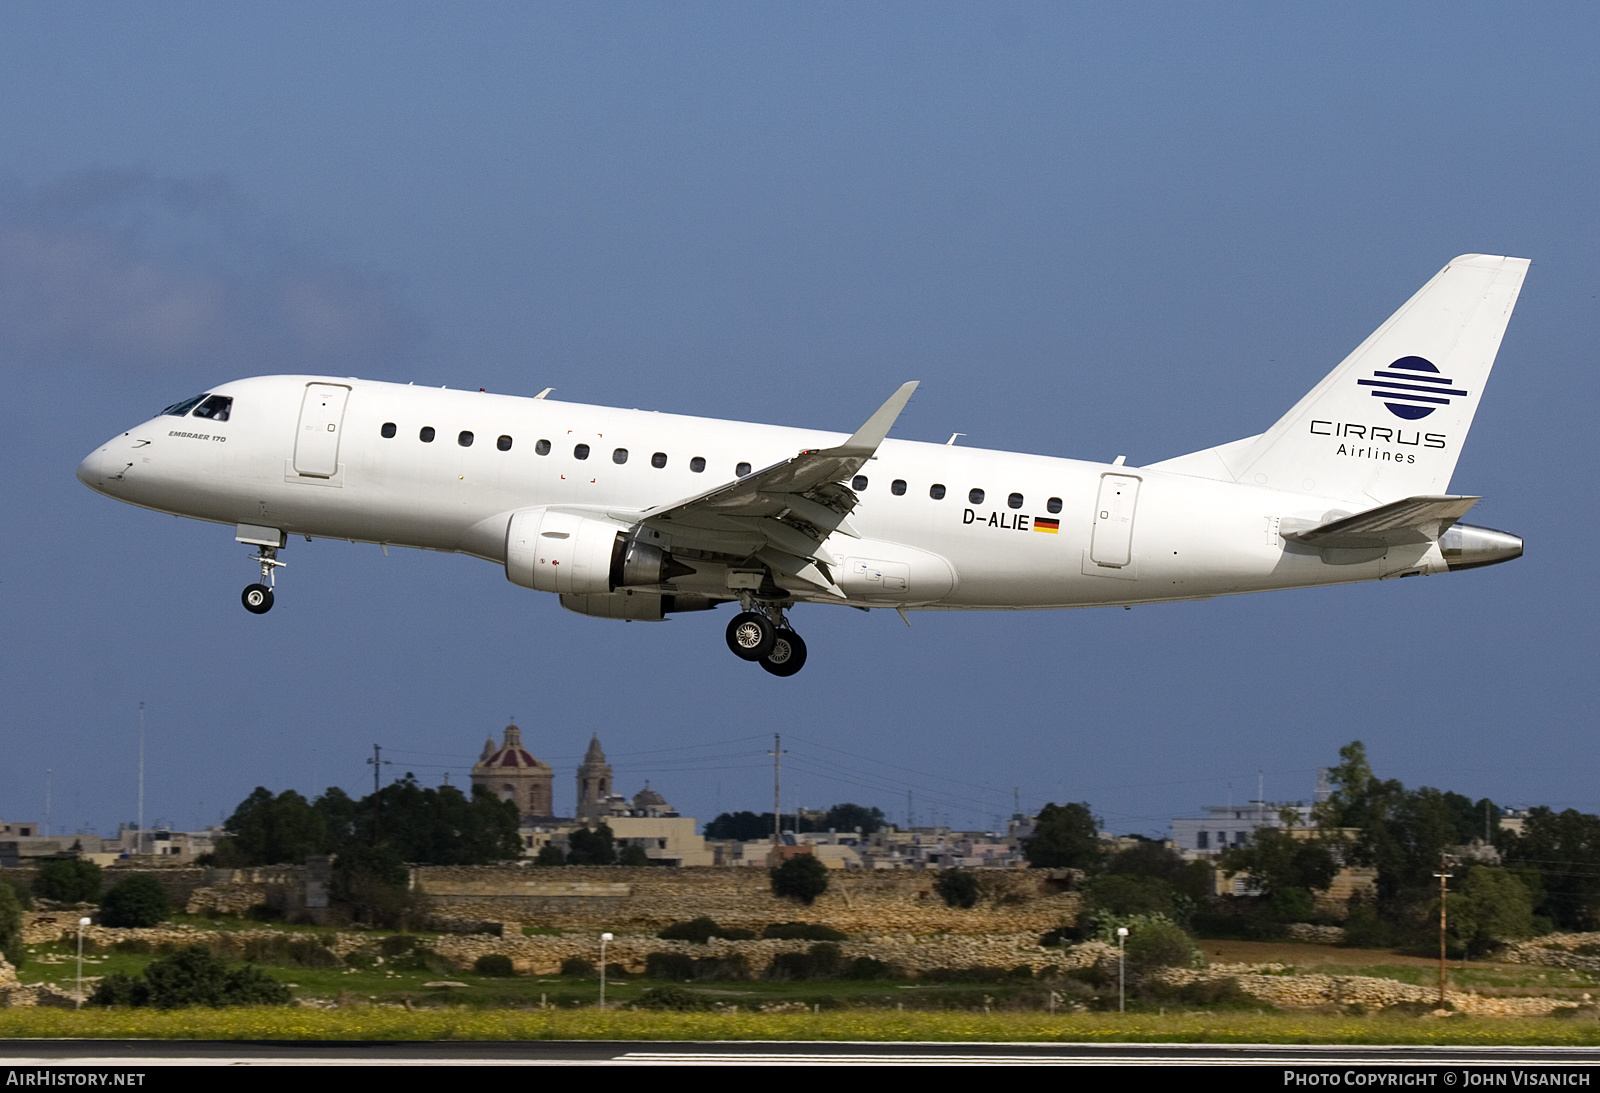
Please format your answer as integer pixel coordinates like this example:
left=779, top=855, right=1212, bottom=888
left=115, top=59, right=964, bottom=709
left=1033, top=517, right=1060, bottom=533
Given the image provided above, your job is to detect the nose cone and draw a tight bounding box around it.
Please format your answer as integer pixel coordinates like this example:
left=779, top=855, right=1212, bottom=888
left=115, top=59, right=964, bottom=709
left=77, top=443, right=120, bottom=494
left=1440, top=523, right=1524, bottom=572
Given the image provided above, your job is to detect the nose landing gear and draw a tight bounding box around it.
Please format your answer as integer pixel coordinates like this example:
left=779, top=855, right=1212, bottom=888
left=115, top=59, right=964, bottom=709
left=241, top=544, right=284, bottom=615
left=725, top=598, right=808, bottom=676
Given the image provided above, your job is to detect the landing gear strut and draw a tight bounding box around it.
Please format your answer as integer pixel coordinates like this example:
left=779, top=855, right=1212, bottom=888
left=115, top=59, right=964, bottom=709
left=241, top=544, right=284, bottom=615
left=725, top=598, right=808, bottom=677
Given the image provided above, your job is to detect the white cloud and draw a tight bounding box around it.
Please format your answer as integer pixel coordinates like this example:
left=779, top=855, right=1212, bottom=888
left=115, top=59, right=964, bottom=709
left=0, top=171, right=424, bottom=372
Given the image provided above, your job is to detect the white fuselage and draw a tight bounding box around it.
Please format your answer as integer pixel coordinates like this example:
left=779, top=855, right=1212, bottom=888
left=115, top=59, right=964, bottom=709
left=77, top=374, right=1454, bottom=612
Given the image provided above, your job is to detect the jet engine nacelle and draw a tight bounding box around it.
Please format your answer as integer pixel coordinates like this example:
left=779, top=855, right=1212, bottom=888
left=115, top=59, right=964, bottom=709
left=504, top=508, right=695, bottom=595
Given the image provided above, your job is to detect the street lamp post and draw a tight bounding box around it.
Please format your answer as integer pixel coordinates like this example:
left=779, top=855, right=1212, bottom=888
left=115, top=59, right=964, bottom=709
left=599, top=932, right=613, bottom=1008
left=75, top=917, right=91, bottom=1009
left=1116, top=926, right=1129, bottom=1013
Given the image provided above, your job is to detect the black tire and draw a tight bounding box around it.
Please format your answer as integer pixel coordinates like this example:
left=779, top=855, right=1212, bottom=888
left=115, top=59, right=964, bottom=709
left=242, top=583, right=275, bottom=614
left=725, top=611, right=775, bottom=661
left=760, top=629, right=808, bottom=677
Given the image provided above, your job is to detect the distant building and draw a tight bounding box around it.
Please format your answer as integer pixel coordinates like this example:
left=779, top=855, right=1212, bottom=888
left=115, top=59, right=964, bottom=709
left=114, top=825, right=221, bottom=864
left=1170, top=801, right=1313, bottom=859
left=471, top=723, right=555, bottom=820
left=574, top=736, right=614, bottom=821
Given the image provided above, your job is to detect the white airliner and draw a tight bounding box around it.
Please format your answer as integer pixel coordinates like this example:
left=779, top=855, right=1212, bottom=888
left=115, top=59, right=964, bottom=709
left=79, top=254, right=1527, bottom=676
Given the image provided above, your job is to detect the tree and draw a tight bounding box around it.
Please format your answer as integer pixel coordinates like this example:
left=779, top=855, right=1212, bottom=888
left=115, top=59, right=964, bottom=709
left=704, top=804, right=885, bottom=840
left=619, top=844, right=652, bottom=866
left=534, top=843, right=566, bottom=866
left=99, top=874, right=173, bottom=928
left=1024, top=803, right=1104, bottom=871
left=771, top=854, right=829, bottom=904
left=33, top=858, right=103, bottom=904
left=703, top=811, right=770, bottom=841
left=1082, top=874, right=1178, bottom=919
left=1502, top=808, right=1600, bottom=930
left=1447, top=866, right=1538, bottom=957
left=218, top=788, right=327, bottom=865
left=330, top=843, right=412, bottom=927
left=567, top=823, right=617, bottom=865
left=934, top=869, right=980, bottom=909
left=0, top=880, right=23, bottom=969
left=1219, top=821, right=1337, bottom=921
left=1106, top=840, right=1213, bottom=902
left=1124, top=919, right=1203, bottom=971
left=359, top=777, right=521, bottom=865
left=823, top=803, right=885, bottom=835
left=90, top=945, right=290, bottom=1008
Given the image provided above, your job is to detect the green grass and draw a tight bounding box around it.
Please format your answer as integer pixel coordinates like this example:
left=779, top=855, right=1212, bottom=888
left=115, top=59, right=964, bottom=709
left=4, top=1007, right=1600, bottom=1044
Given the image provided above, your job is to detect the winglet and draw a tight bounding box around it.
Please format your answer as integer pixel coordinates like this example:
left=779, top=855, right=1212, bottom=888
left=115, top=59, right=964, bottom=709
left=839, top=381, right=919, bottom=455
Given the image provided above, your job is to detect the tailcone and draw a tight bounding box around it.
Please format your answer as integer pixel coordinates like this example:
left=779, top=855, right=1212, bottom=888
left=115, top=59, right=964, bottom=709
left=1440, top=523, right=1523, bottom=572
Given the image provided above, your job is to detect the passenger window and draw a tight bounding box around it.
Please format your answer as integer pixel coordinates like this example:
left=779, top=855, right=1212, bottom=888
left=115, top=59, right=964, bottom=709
left=1008, top=492, right=1023, bottom=509
left=497, top=435, right=513, bottom=451
left=651, top=452, right=667, bottom=468
left=160, top=394, right=208, bottom=417
left=192, top=395, right=233, bottom=422
left=381, top=422, right=397, bottom=438
left=736, top=462, right=752, bottom=477
left=891, top=479, right=907, bottom=496
left=535, top=439, right=551, bottom=456
left=574, top=443, right=590, bottom=460
left=1047, top=497, right=1062, bottom=514
left=458, top=430, right=474, bottom=447
left=690, top=456, right=706, bottom=473
left=613, top=448, right=628, bottom=464
left=969, top=488, right=985, bottom=505
left=930, top=483, right=946, bottom=500
left=851, top=475, right=868, bottom=490
left=420, top=426, right=436, bottom=443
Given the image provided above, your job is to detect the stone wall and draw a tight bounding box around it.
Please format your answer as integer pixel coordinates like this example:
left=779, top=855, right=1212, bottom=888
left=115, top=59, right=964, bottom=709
left=1499, top=933, right=1600, bottom=972
left=429, top=932, right=1111, bottom=978
left=415, top=865, right=1078, bottom=934
left=1154, top=964, right=1575, bottom=1018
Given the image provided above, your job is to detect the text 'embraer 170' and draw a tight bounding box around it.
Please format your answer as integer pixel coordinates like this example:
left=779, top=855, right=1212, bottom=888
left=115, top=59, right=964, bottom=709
left=79, top=255, right=1527, bottom=676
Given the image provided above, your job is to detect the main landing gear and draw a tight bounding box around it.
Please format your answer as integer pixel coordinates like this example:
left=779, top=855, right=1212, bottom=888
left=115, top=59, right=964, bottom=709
left=725, top=600, right=808, bottom=677
left=241, top=544, right=285, bottom=615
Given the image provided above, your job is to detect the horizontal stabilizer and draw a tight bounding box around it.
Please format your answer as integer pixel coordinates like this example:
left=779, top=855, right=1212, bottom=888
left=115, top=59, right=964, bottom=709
left=1283, top=495, right=1478, bottom=549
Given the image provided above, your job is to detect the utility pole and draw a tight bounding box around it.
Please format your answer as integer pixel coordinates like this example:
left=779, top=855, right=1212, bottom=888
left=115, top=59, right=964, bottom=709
left=368, top=744, right=391, bottom=795
left=368, top=745, right=392, bottom=845
left=44, top=769, right=52, bottom=837
left=769, top=734, right=785, bottom=849
left=137, top=701, right=146, bottom=852
left=1434, top=853, right=1452, bottom=1008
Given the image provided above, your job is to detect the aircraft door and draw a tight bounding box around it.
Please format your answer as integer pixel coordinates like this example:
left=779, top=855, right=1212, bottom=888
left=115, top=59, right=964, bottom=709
left=1089, top=474, right=1141, bottom=567
left=293, top=384, right=351, bottom=478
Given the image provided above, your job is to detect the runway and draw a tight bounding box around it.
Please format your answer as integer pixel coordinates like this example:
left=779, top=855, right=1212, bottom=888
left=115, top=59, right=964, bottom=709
left=5, top=1040, right=1600, bottom=1066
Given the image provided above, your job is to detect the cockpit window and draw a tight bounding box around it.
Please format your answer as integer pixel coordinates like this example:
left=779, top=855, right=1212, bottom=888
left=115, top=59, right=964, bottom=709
left=160, top=394, right=208, bottom=417
left=191, top=395, right=233, bottom=422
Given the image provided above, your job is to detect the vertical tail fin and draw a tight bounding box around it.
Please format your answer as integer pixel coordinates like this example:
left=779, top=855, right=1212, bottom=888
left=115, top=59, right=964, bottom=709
left=1152, top=255, right=1529, bottom=504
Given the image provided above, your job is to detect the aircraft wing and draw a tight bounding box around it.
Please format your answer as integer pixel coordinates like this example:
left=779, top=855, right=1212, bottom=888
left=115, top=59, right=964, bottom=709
left=1282, top=495, right=1479, bottom=549
left=607, top=382, right=919, bottom=594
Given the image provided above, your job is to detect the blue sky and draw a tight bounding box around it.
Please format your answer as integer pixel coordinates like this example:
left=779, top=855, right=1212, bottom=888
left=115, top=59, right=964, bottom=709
left=3, top=4, right=1596, bottom=838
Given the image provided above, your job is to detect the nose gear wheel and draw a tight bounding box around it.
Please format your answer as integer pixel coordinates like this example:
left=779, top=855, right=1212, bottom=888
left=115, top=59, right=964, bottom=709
left=241, top=543, right=285, bottom=614
left=241, top=584, right=274, bottom=614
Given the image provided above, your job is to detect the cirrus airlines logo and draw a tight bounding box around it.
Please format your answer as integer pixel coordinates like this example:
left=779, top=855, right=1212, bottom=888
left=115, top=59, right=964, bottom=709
left=1356, top=355, right=1468, bottom=420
